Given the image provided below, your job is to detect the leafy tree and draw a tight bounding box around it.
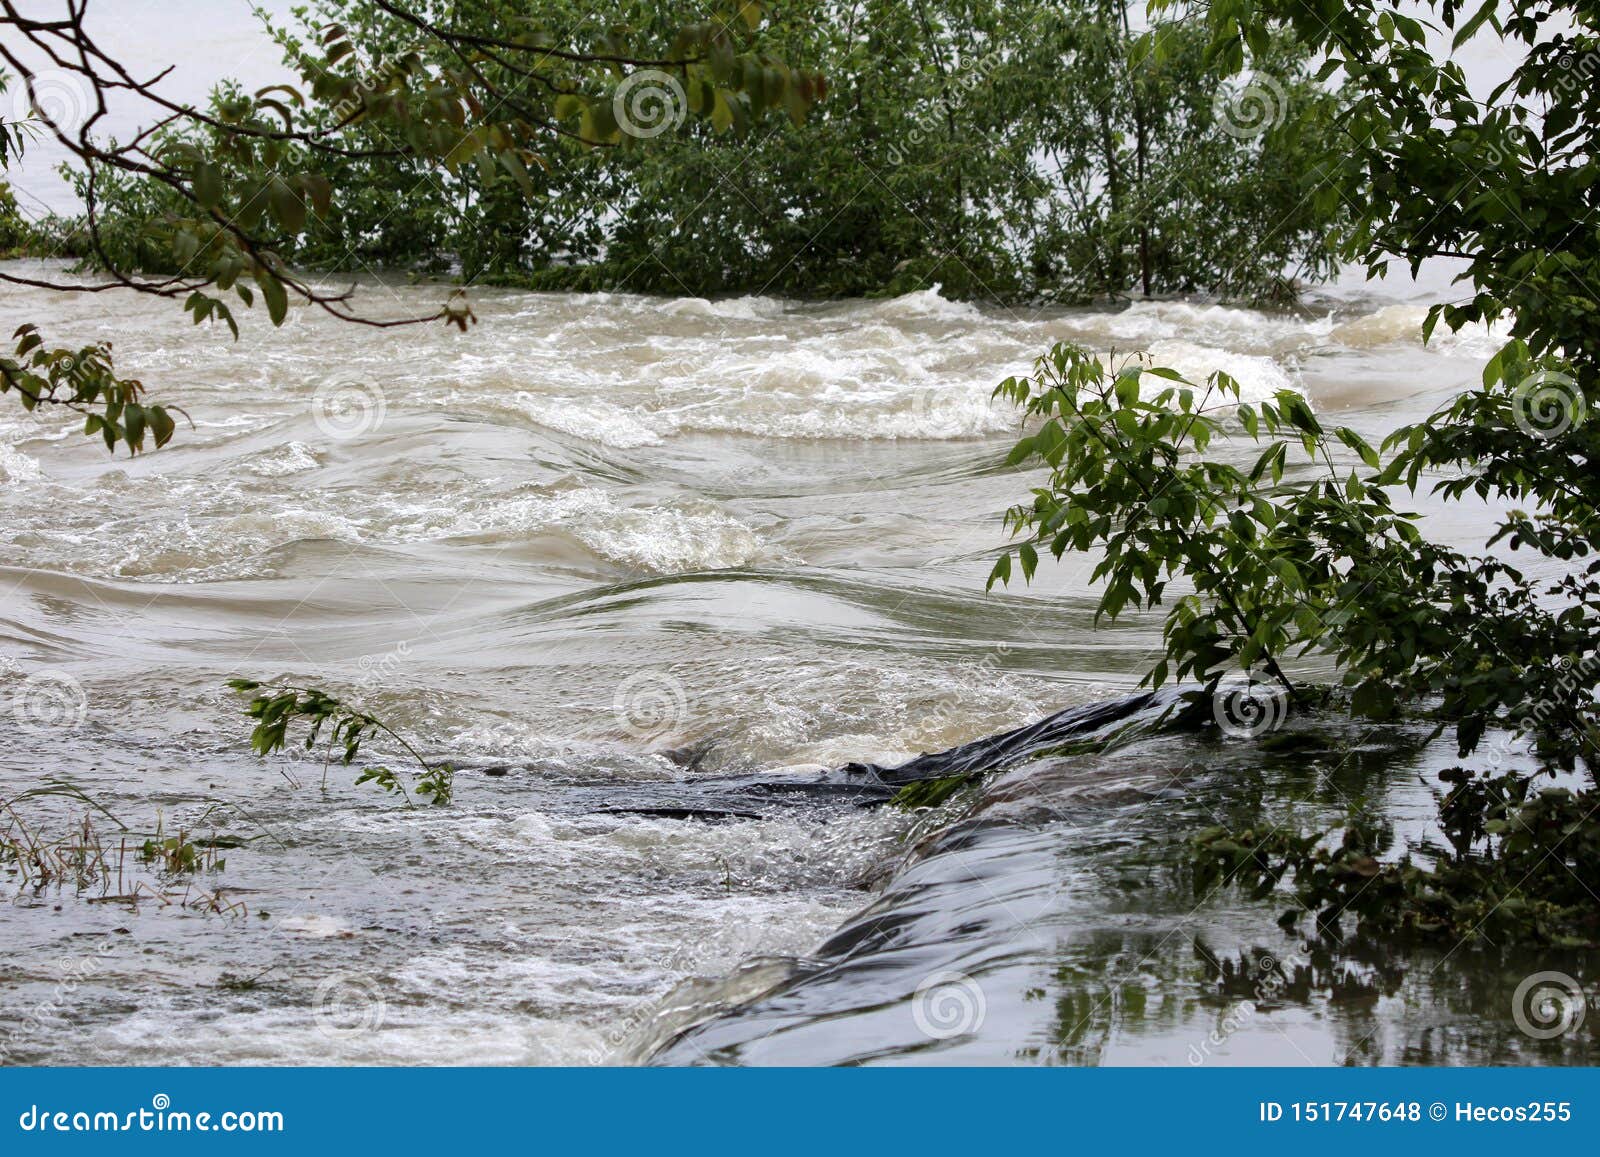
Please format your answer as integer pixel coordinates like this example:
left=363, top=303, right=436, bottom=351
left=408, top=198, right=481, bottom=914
left=501, top=0, right=1343, bottom=301
left=991, top=0, right=1600, bottom=943
left=1019, top=0, right=1343, bottom=301
left=0, top=0, right=820, bottom=451
left=69, top=0, right=1344, bottom=302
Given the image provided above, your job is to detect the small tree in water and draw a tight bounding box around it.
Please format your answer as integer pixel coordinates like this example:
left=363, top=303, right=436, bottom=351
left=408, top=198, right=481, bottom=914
left=992, top=0, right=1600, bottom=945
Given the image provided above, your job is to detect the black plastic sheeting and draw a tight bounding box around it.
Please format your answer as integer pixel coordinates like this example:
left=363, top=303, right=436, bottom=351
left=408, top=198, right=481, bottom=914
left=587, top=688, right=1205, bottom=821
left=839, top=688, right=1202, bottom=786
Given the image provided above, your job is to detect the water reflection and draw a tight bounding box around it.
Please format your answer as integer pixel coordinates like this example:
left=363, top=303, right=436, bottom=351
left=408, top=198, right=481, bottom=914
left=648, top=705, right=1599, bottom=1065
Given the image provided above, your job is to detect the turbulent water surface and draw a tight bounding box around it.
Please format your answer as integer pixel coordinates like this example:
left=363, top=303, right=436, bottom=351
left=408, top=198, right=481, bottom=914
left=1, top=262, right=1592, bottom=1065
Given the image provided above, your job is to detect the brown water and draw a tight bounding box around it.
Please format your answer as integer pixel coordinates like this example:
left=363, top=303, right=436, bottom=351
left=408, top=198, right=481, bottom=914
left=4, top=261, right=1591, bottom=1066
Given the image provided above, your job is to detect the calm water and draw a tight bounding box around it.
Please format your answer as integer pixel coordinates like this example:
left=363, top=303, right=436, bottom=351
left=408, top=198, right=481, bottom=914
left=6, top=258, right=1591, bottom=1065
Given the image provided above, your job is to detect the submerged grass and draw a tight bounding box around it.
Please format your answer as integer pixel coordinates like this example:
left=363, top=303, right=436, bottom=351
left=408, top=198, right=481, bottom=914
left=0, top=786, right=253, bottom=915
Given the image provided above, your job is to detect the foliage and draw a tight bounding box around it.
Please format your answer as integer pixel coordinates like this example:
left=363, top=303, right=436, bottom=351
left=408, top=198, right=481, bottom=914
left=992, top=0, right=1600, bottom=944
left=555, top=0, right=1339, bottom=301
left=0, top=783, right=126, bottom=892
left=139, top=819, right=230, bottom=875
left=469, top=0, right=1337, bottom=300
left=73, top=0, right=1344, bottom=303
left=1192, top=773, right=1600, bottom=947
left=0, top=2, right=820, bottom=447
left=890, top=773, right=979, bottom=811
left=0, top=324, right=180, bottom=454
left=990, top=345, right=1437, bottom=706
left=0, top=72, right=34, bottom=165
left=1, top=786, right=253, bottom=914
left=227, top=680, right=454, bottom=806
left=1018, top=0, right=1343, bottom=302
left=0, top=181, right=26, bottom=253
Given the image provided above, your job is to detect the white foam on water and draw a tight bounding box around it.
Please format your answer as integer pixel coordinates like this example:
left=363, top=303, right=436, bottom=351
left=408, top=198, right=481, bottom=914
left=659, top=295, right=789, bottom=321
left=866, top=284, right=983, bottom=322
left=510, top=392, right=666, bottom=448
left=575, top=502, right=761, bottom=573
left=1327, top=303, right=1429, bottom=348
left=0, top=441, right=44, bottom=483
left=668, top=387, right=1019, bottom=441
left=1, top=465, right=762, bottom=579
left=1328, top=303, right=1502, bottom=359
left=244, top=440, right=322, bottom=477
left=1092, top=300, right=1329, bottom=353
left=425, top=487, right=763, bottom=573
left=475, top=805, right=911, bottom=892
left=1142, top=340, right=1303, bottom=405
left=1427, top=319, right=1503, bottom=359
left=88, top=1006, right=606, bottom=1066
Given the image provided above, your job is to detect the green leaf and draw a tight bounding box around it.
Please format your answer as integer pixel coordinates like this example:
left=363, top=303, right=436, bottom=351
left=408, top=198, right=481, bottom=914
left=1335, top=427, right=1380, bottom=469
left=256, top=272, right=289, bottom=327
left=193, top=162, right=224, bottom=210
left=711, top=90, right=734, bottom=134
left=986, top=552, right=1012, bottom=591
left=268, top=176, right=306, bottom=235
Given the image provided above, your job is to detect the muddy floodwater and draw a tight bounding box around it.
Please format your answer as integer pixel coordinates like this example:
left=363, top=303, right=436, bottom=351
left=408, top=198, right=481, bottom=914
left=1, top=262, right=1595, bottom=1065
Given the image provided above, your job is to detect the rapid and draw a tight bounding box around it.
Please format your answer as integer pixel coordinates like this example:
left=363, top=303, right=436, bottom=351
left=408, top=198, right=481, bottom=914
left=6, top=263, right=1589, bottom=1065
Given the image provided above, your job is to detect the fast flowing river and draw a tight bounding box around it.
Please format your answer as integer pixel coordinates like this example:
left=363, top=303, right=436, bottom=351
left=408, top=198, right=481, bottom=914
left=1, top=264, right=1594, bottom=1065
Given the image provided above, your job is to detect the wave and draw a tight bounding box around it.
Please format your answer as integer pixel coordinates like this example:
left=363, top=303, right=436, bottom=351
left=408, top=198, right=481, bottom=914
left=0, top=441, right=44, bottom=483
left=1328, top=302, right=1501, bottom=357
left=440, top=489, right=763, bottom=573
left=1143, top=340, right=1302, bottom=404
left=658, top=295, right=790, bottom=322
left=510, top=394, right=667, bottom=449
left=865, top=285, right=983, bottom=322
left=1091, top=299, right=1332, bottom=352
left=0, top=471, right=763, bottom=580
